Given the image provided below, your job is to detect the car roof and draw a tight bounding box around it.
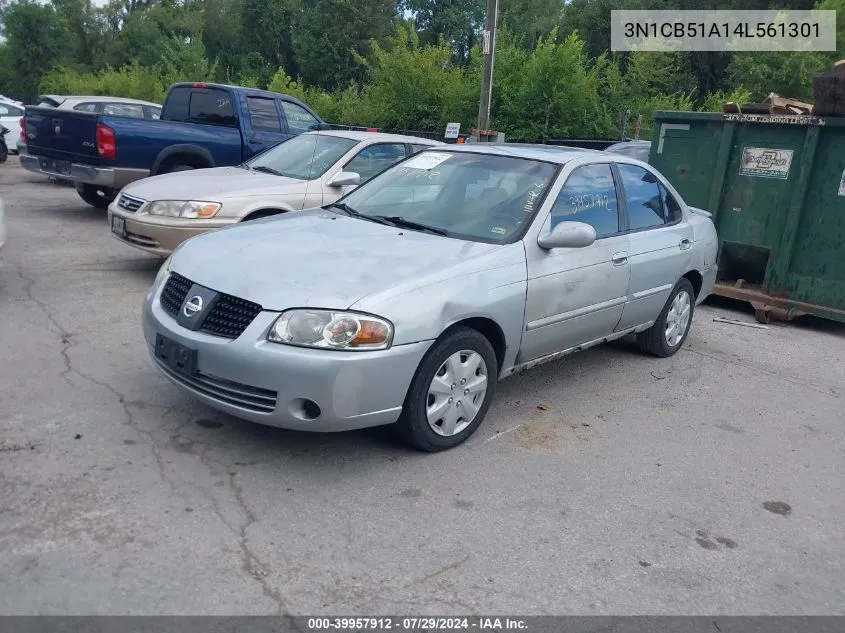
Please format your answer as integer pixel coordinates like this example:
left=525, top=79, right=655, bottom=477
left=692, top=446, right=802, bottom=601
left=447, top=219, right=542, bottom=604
left=40, top=95, right=161, bottom=108
left=428, top=142, right=605, bottom=165
left=305, top=130, right=443, bottom=144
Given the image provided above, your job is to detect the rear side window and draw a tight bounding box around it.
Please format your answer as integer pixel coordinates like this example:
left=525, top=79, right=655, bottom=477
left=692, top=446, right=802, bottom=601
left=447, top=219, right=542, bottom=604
left=618, top=164, right=669, bottom=231
left=103, top=103, right=145, bottom=118
left=162, top=87, right=236, bottom=127
left=658, top=182, right=682, bottom=223
left=247, top=97, right=281, bottom=132
left=550, top=163, right=620, bottom=238
left=73, top=103, right=99, bottom=113
left=281, top=101, right=319, bottom=134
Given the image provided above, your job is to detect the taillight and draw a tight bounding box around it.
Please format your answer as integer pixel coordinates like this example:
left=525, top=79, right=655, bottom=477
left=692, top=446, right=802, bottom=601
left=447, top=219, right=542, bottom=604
left=96, top=123, right=116, bottom=159
left=20, top=116, right=26, bottom=142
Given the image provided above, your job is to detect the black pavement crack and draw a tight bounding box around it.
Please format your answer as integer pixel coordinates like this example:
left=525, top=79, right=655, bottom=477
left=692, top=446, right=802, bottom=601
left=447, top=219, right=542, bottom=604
left=16, top=265, right=182, bottom=496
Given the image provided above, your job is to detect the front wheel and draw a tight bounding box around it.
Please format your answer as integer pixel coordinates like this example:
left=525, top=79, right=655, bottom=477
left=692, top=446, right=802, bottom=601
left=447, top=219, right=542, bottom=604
left=636, top=278, right=695, bottom=357
left=396, top=326, right=497, bottom=452
left=76, top=183, right=117, bottom=209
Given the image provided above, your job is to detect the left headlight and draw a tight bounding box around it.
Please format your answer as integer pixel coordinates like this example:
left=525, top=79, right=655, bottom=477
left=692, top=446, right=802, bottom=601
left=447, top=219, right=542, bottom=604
left=147, top=200, right=221, bottom=218
left=268, top=309, right=393, bottom=351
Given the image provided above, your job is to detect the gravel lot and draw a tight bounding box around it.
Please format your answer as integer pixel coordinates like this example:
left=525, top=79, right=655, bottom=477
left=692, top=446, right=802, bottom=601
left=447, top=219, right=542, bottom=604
left=1, top=156, right=844, bottom=615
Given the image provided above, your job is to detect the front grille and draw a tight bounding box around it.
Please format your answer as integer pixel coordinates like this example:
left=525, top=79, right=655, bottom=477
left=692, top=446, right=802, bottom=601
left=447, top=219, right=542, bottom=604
left=159, top=272, right=262, bottom=339
left=201, top=294, right=263, bottom=339
left=160, top=272, right=192, bottom=317
left=118, top=193, right=145, bottom=212
left=155, top=358, right=277, bottom=413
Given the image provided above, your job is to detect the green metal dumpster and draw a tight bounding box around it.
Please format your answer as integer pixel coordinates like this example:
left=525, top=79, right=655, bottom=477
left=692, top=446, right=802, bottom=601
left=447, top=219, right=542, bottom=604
left=649, top=111, right=845, bottom=323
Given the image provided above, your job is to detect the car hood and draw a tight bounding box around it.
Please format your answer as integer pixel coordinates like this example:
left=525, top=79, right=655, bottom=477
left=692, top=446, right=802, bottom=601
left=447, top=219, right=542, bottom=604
left=169, top=209, right=501, bottom=310
left=124, top=166, right=306, bottom=202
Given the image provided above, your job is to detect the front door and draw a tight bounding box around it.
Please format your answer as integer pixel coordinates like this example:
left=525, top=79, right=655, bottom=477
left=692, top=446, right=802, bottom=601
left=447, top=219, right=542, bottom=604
left=520, top=163, right=631, bottom=363
left=316, top=142, right=409, bottom=206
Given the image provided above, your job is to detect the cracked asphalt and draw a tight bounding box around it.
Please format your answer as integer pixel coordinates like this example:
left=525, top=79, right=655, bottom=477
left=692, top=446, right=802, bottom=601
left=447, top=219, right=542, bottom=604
left=1, top=157, right=844, bottom=615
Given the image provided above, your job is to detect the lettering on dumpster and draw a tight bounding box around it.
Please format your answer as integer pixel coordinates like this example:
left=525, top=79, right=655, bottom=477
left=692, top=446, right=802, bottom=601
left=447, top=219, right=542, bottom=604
left=739, top=147, right=794, bottom=180
left=724, top=114, right=826, bottom=126
left=839, top=170, right=845, bottom=197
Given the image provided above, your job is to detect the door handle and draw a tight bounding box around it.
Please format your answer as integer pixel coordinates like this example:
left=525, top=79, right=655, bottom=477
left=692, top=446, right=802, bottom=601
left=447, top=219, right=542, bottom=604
left=612, top=252, right=629, bottom=266
left=680, top=238, right=692, bottom=250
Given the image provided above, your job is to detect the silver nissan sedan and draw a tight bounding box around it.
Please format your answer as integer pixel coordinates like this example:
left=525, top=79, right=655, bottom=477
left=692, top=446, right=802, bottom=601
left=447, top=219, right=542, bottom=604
left=142, top=144, right=718, bottom=451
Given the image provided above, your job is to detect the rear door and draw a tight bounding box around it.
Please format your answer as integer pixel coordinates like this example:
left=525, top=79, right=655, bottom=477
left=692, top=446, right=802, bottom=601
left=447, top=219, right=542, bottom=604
left=244, top=95, right=288, bottom=156
left=615, top=162, right=694, bottom=330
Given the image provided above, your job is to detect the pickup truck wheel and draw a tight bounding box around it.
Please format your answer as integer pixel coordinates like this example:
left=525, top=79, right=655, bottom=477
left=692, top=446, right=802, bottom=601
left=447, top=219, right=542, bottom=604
left=76, top=184, right=117, bottom=209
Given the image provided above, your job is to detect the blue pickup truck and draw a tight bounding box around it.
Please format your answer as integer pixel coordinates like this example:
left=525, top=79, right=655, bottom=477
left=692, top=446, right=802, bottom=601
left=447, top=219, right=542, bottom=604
left=21, top=82, right=327, bottom=208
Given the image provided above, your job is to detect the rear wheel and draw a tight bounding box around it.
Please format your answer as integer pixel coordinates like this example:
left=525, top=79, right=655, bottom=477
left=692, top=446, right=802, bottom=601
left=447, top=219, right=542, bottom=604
left=636, top=278, right=695, bottom=357
left=76, top=183, right=117, bottom=209
left=396, top=326, right=497, bottom=452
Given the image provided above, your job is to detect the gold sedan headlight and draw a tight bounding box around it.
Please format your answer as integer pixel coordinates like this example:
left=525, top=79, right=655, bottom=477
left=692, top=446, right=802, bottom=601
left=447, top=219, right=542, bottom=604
left=147, top=201, right=221, bottom=218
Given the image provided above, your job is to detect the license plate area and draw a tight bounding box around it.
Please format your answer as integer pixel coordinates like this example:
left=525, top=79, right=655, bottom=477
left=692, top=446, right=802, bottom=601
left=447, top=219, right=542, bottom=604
left=155, top=334, right=198, bottom=377
left=111, top=215, right=125, bottom=236
left=39, top=158, right=71, bottom=175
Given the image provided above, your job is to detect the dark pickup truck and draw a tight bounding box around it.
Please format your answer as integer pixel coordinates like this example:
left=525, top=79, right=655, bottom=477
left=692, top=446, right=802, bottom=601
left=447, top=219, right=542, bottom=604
left=21, top=82, right=327, bottom=208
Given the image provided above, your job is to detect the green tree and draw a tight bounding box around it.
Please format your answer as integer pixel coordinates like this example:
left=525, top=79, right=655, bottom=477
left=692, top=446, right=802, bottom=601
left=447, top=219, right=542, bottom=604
left=2, top=0, right=70, bottom=97
left=293, top=0, right=397, bottom=90
left=240, top=0, right=299, bottom=74
left=499, top=0, right=563, bottom=49
left=401, top=0, right=484, bottom=62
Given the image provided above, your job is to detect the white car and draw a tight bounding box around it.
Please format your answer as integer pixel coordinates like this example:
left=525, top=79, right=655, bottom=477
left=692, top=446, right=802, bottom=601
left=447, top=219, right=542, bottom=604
left=0, top=101, right=24, bottom=155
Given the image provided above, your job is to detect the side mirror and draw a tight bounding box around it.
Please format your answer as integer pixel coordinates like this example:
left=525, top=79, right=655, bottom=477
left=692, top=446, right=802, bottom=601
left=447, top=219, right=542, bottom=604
left=537, top=221, right=597, bottom=250
left=327, top=171, right=361, bottom=187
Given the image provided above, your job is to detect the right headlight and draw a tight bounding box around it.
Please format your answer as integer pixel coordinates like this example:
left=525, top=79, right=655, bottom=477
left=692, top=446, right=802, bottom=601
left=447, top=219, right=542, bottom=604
left=147, top=200, right=221, bottom=218
left=267, top=309, right=393, bottom=351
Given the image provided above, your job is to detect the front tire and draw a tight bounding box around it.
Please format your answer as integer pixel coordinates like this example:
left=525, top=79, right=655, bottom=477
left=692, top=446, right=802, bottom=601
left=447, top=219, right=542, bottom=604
left=396, top=326, right=497, bottom=452
left=76, top=183, right=117, bottom=209
left=636, top=278, right=695, bottom=357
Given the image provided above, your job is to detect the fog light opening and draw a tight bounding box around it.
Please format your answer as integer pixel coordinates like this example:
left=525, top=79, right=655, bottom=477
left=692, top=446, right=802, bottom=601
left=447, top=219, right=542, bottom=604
left=290, top=398, right=322, bottom=421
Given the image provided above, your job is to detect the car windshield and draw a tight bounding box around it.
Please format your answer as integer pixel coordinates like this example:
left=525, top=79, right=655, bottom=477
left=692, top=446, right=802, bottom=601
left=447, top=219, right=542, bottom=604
left=246, top=133, right=357, bottom=180
left=336, top=151, right=559, bottom=244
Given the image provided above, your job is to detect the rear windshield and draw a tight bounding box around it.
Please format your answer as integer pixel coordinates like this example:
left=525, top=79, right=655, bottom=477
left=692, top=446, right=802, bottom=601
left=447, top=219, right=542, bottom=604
left=161, top=86, right=237, bottom=127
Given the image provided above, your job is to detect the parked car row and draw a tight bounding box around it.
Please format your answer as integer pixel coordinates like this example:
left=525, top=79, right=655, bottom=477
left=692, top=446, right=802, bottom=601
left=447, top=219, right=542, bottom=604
left=13, top=83, right=714, bottom=451
left=20, top=83, right=327, bottom=209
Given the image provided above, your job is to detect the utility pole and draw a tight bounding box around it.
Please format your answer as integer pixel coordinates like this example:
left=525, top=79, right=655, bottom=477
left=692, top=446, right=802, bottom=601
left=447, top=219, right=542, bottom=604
left=475, top=0, right=499, bottom=142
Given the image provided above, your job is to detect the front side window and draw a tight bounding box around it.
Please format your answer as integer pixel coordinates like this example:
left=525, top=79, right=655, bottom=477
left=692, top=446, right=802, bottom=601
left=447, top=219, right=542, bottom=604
left=245, top=133, right=357, bottom=180
left=148, top=106, right=162, bottom=120
left=102, top=103, right=145, bottom=118
left=281, top=101, right=319, bottom=134
left=247, top=97, right=281, bottom=132
left=345, top=143, right=406, bottom=182
left=550, top=163, right=620, bottom=238
left=337, top=151, right=559, bottom=244
left=618, top=164, right=667, bottom=231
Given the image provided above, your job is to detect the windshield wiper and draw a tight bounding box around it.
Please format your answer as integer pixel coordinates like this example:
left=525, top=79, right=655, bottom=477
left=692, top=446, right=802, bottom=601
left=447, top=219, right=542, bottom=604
left=371, top=215, right=448, bottom=236
left=251, top=165, right=285, bottom=176
left=326, top=203, right=394, bottom=227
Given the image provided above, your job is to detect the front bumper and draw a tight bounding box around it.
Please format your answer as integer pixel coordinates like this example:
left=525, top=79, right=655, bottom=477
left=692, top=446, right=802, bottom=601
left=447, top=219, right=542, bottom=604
left=20, top=153, right=148, bottom=188
left=142, top=281, right=432, bottom=432
left=109, top=204, right=233, bottom=256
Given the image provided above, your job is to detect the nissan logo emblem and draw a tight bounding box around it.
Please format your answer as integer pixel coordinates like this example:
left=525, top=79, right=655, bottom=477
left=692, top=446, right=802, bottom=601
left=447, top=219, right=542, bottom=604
left=183, top=295, right=203, bottom=317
